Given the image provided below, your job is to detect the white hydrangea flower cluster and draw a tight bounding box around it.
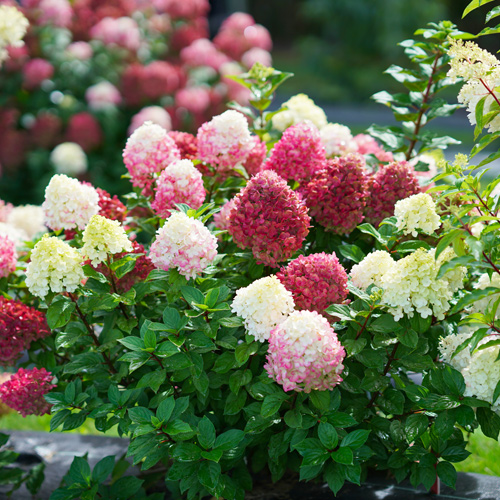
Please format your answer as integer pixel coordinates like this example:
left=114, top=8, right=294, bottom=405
left=382, top=248, right=464, bottom=321
left=441, top=331, right=500, bottom=413
left=50, top=142, right=88, bottom=176
left=149, top=212, right=217, bottom=280
left=0, top=5, right=29, bottom=64
left=42, top=174, right=100, bottom=231
left=272, top=94, right=328, bottom=132
left=7, top=205, right=46, bottom=240
left=81, top=215, right=132, bottom=266
left=231, top=276, right=295, bottom=342
left=470, top=272, right=500, bottom=319
left=0, top=222, right=28, bottom=248
left=394, top=193, right=441, bottom=237
left=438, top=331, right=474, bottom=372
left=25, top=235, right=84, bottom=298
left=353, top=248, right=464, bottom=321
left=447, top=39, right=500, bottom=133
left=319, top=123, right=357, bottom=157
left=350, top=250, right=394, bottom=290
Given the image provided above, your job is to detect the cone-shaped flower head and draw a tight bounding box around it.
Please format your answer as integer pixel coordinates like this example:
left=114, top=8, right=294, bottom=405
left=231, top=275, right=295, bottom=342
left=265, top=310, right=345, bottom=393
left=364, top=161, right=420, bottom=227
left=277, top=252, right=348, bottom=313
left=302, top=153, right=368, bottom=234
left=394, top=192, right=441, bottom=237
left=350, top=250, right=394, bottom=290
left=264, top=121, right=326, bottom=183
left=25, top=235, right=84, bottom=298
left=228, top=170, right=310, bottom=267
left=196, top=110, right=253, bottom=171
left=152, top=159, right=206, bottom=218
left=42, top=174, right=99, bottom=231
left=0, top=367, right=55, bottom=417
left=149, top=212, right=217, bottom=279
left=123, top=121, right=181, bottom=194
left=81, top=215, right=132, bottom=266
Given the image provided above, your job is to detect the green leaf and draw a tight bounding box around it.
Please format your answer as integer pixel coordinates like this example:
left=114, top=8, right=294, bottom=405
left=436, top=255, right=474, bottom=279
left=224, top=390, right=247, bottom=415
left=157, top=397, right=175, bottom=422
left=338, top=244, right=366, bottom=263
left=173, top=442, right=202, bottom=462
left=477, top=407, right=500, bottom=440
left=50, top=409, right=71, bottom=431
left=91, top=456, right=115, bottom=483
left=370, top=314, right=402, bottom=334
left=318, top=423, right=338, bottom=450
left=324, top=462, right=345, bottom=495
left=463, top=0, right=495, bottom=18
left=128, top=407, right=154, bottom=425
left=68, top=456, right=91, bottom=485
left=163, top=307, right=181, bottom=330
left=110, top=476, right=144, bottom=498
left=219, top=316, right=244, bottom=328
left=284, top=409, right=302, bottom=428
left=331, top=447, right=354, bottom=465
left=118, top=336, right=144, bottom=351
left=261, top=393, right=288, bottom=418
left=341, top=429, right=370, bottom=449
left=199, top=461, right=221, bottom=491
left=198, top=416, right=216, bottom=450
left=405, top=413, right=428, bottom=442
left=26, top=462, right=45, bottom=495
left=214, top=430, right=245, bottom=451
left=180, top=286, right=204, bottom=307
left=397, top=329, right=418, bottom=348
left=450, top=287, right=500, bottom=315
left=47, top=295, right=75, bottom=329
left=437, top=461, right=457, bottom=489
left=136, top=370, right=166, bottom=393
left=328, top=412, right=357, bottom=427
left=435, top=229, right=463, bottom=260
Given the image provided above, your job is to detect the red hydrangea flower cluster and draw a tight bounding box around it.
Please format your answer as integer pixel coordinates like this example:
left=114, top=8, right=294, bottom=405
left=0, top=296, right=51, bottom=365
left=302, top=153, right=369, bottom=234
left=264, top=122, right=326, bottom=183
left=243, top=136, right=267, bottom=176
left=228, top=170, right=310, bottom=267
left=66, top=112, right=102, bottom=152
left=168, top=131, right=198, bottom=160
left=277, top=252, right=348, bottom=314
left=180, top=38, right=229, bottom=71
left=154, top=0, right=209, bottom=20
left=0, top=367, right=55, bottom=417
left=121, top=62, right=185, bottom=107
left=31, top=112, right=62, bottom=149
left=213, top=13, right=272, bottom=61
left=91, top=240, right=154, bottom=293
left=364, top=161, right=421, bottom=227
left=96, top=187, right=127, bottom=222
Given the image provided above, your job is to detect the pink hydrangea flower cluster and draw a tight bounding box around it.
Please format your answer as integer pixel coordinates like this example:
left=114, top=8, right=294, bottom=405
left=38, top=0, right=73, bottom=27
left=0, top=296, right=51, bottom=365
left=265, top=310, right=345, bottom=393
left=66, top=41, right=93, bottom=59
left=123, top=121, right=181, bottom=194
left=66, top=112, right=102, bottom=152
left=241, top=47, right=272, bottom=69
left=22, top=58, right=54, bottom=90
left=149, top=212, right=217, bottom=279
left=85, top=81, right=121, bottom=111
left=175, top=86, right=211, bottom=114
left=152, top=159, right=206, bottom=218
left=364, top=161, right=421, bottom=227
left=154, top=0, right=209, bottom=19
left=243, top=136, right=267, bottom=176
left=0, top=235, right=17, bottom=278
left=180, top=38, right=229, bottom=71
left=128, top=106, right=172, bottom=136
left=228, top=170, right=310, bottom=267
left=214, top=13, right=272, bottom=61
left=264, top=122, right=326, bottom=183
left=196, top=110, right=253, bottom=171
left=302, top=153, right=369, bottom=234
left=90, top=16, right=141, bottom=52
left=168, top=131, right=198, bottom=160
left=213, top=197, right=236, bottom=231
left=354, top=134, right=394, bottom=163
left=31, top=112, right=62, bottom=149
left=277, top=253, right=348, bottom=314
left=0, top=367, right=55, bottom=417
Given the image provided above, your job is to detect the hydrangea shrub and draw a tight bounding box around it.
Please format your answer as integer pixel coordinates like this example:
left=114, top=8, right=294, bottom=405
left=2, top=7, right=500, bottom=499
